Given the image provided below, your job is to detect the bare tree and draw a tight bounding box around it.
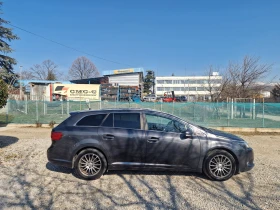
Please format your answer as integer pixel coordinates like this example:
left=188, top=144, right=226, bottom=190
left=20, top=70, right=35, bottom=80
left=218, top=56, right=272, bottom=99
left=68, top=56, right=99, bottom=80
left=205, top=66, right=230, bottom=102
left=30, top=60, right=59, bottom=80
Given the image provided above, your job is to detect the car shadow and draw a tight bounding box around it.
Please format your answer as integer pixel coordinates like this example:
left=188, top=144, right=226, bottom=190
left=46, top=162, right=208, bottom=180
left=0, top=135, right=19, bottom=148
left=105, top=170, right=208, bottom=180
left=46, top=162, right=73, bottom=174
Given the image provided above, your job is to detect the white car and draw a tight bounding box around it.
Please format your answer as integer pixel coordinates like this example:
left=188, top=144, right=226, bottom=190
left=143, top=94, right=157, bottom=102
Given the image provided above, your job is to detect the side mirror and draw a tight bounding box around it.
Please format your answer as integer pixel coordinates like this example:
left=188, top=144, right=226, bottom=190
left=184, top=130, right=193, bottom=139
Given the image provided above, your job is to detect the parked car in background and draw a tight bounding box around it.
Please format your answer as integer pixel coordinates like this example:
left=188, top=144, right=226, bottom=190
left=143, top=94, right=157, bottom=102
left=179, top=96, right=187, bottom=102
left=47, top=108, right=254, bottom=181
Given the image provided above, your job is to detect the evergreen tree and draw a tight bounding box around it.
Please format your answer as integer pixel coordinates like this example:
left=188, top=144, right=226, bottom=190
left=0, top=2, right=19, bottom=84
left=271, top=83, right=280, bottom=102
left=0, top=79, right=8, bottom=108
left=143, top=70, right=155, bottom=94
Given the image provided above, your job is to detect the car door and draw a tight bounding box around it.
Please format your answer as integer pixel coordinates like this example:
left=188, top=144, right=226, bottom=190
left=98, top=112, right=146, bottom=169
left=144, top=113, right=201, bottom=170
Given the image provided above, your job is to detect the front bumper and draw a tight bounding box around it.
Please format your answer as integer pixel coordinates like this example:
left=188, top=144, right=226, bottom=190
left=240, top=147, right=254, bottom=172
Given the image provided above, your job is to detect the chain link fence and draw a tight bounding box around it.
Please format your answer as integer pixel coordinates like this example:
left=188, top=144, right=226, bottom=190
left=0, top=100, right=280, bottom=128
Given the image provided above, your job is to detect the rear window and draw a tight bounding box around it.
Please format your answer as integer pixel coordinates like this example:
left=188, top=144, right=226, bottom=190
left=76, top=114, right=107, bottom=126
left=114, top=113, right=140, bottom=129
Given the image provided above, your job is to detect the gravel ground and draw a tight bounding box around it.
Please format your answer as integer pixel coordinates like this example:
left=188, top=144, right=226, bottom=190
left=0, top=127, right=279, bottom=210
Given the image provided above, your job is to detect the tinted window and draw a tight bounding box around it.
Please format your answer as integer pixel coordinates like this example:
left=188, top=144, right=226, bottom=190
left=102, top=113, right=113, bottom=127
left=76, top=114, right=106, bottom=126
left=146, top=114, right=187, bottom=133
left=114, top=113, right=140, bottom=129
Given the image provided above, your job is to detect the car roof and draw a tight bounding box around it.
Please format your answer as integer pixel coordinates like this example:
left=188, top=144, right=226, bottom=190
left=70, top=108, right=170, bottom=116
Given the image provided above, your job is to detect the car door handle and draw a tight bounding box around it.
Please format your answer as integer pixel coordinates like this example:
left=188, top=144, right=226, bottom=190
left=147, top=137, right=159, bottom=143
left=103, top=134, right=114, bottom=140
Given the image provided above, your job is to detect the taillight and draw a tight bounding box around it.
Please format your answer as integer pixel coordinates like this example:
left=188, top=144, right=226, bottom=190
left=51, top=131, right=63, bottom=141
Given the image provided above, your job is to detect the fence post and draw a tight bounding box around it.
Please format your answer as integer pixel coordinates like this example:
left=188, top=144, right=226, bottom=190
left=67, top=101, right=69, bottom=114
left=262, top=98, right=265, bottom=128
left=231, top=99, right=234, bottom=119
left=43, top=99, right=46, bottom=115
left=61, top=101, right=63, bottom=115
left=36, top=99, right=39, bottom=121
left=6, top=99, right=9, bottom=124
left=193, top=103, right=195, bottom=122
left=252, top=98, right=255, bottom=119
left=25, top=96, right=28, bottom=114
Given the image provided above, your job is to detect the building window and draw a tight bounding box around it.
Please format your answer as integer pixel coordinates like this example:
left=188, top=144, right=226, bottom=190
left=173, top=87, right=181, bottom=91
left=157, top=87, right=164, bottom=91
left=157, top=80, right=164, bottom=84
left=197, top=87, right=205, bottom=91
left=189, top=87, right=196, bottom=91
left=164, top=80, right=172, bottom=84
left=189, top=80, right=196, bottom=84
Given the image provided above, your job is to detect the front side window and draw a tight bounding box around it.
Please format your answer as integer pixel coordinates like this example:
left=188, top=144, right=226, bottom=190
left=76, top=114, right=107, bottom=126
left=146, top=114, right=188, bottom=133
left=114, top=113, right=141, bottom=129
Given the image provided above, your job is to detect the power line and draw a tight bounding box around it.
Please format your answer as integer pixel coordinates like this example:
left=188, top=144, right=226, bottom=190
left=7, top=22, right=133, bottom=67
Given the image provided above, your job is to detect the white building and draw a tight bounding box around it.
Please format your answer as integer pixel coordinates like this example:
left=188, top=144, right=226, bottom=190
left=155, top=74, right=222, bottom=100
left=103, top=68, right=144, bottom=87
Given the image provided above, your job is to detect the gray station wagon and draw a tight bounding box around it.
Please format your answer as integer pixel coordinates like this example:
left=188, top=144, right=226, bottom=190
left=47, top=108, right=254, bottom=181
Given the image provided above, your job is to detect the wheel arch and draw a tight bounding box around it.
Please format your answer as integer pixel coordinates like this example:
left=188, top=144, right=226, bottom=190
left=72, top=146, right=109, bottom=171
left=203, top=147, right=240, bottom=174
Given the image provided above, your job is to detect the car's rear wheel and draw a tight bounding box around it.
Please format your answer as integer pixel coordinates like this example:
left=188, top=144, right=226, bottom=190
left=74, top=149, right=107, bottom=180
left=203, top=150, right=236, bottom=181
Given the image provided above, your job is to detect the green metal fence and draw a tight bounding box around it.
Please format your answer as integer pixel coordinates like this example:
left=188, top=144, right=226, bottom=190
left=1, top=100, right=280, bottom=128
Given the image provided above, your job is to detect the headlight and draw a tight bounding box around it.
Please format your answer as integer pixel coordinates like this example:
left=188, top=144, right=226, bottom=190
left=239, top=141, right=250, bottom=149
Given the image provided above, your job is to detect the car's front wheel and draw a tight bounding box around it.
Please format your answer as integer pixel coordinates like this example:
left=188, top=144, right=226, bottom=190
left=204, top=150, right=236, bottom=181
left=74, top=149, right=107, bottom=180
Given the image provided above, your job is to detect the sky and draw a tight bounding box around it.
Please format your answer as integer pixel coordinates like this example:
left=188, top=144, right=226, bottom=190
left=2, top=0, right=280, bottom=80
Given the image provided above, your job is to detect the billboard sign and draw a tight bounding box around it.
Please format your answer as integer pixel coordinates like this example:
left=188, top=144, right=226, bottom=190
left=113, top=68, right=134, bottom=74
left=52, top=84, right=100, bottom=100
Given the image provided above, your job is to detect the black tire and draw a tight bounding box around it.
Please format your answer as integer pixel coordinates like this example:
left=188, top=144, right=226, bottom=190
left=203, top=150, right=236, bottom=181
left=74, top=148, right=107, bottom=180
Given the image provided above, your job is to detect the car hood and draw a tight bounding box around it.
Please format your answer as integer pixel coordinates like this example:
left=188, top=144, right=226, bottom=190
left=199, top=126, right=244, bottom=142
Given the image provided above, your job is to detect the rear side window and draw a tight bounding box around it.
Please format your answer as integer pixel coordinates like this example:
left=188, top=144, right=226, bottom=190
left=102, top=113, right=113, bottom=127
left=114, top=113, right=140, bottom=129
left=76, top=114, right=106, bottom=126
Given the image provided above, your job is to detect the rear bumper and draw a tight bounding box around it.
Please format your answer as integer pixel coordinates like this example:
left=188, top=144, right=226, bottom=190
left=240, top=147, right=254, bottom=172
left=47, top=147, right=72, bottom=168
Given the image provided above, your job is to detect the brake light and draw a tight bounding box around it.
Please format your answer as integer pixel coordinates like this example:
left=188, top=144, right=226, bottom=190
left=51, top=131, right=63, bottom=141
